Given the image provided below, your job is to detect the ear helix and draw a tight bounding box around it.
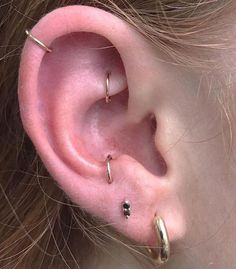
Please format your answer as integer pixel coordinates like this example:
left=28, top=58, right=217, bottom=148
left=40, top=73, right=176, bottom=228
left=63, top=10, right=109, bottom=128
left=25, top=28, right=171, bottom=265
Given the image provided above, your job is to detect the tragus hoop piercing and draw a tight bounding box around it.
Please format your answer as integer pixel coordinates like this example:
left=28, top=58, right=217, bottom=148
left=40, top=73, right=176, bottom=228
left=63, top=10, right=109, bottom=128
left=105, top=72, right=111, bottom=103
left=106, top=154, right=113, bottom=184
left=147, top=215, right=170, bottom=265
left=25, top=29, right=52, bottom=53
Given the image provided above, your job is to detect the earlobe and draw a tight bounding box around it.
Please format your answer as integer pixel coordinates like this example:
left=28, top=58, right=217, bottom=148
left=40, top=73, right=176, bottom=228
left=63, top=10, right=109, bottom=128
left=18, top=5, right=186, bottom=255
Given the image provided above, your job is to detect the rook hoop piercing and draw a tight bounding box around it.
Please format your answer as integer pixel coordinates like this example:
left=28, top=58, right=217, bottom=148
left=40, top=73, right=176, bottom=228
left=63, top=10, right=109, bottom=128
left=105, top=72, right=111, bottom=103
left=25, top=30, right=52, bottom=53
left=147, top=215, right=170, bottom=265
left=106, top=154, right=113, bottom=184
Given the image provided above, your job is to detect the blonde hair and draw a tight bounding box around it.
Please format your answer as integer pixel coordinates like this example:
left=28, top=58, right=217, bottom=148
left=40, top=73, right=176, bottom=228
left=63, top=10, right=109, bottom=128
left=0, top=0, right=235, bottom=268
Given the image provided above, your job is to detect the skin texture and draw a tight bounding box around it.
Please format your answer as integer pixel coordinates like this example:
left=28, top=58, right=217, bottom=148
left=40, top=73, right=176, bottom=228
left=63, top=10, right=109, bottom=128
left=18, top=5, right=236, bottom=268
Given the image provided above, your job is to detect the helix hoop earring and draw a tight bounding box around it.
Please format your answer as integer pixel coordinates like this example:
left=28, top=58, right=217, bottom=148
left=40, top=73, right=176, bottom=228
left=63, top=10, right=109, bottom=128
left=147, top=215, right=170, bottom=265
left=25, top=30, right=52, bottom=53
left=106, top=154, right=113, bottom=184
left=105, top=72, right=111, bottom=103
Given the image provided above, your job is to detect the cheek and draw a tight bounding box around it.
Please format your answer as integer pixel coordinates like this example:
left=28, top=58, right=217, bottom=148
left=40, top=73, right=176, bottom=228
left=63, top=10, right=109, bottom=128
left=152, top=64, right=235, bottom=246
left=174, top=111, right=234, bottom=245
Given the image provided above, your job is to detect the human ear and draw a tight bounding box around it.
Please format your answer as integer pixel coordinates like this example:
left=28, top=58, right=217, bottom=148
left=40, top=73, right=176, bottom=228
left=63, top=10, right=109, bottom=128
left=18, top=5, right=185, bottom=247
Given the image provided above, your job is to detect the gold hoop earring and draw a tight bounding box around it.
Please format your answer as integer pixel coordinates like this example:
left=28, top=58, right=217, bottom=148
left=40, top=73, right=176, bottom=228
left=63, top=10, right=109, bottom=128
left=147, top=215, right=170, bottom=265
left=25, top=30, right=52, bottom=53
left=106, top=154, right=113, bottom=184
left=105, top=72, right=111, bottom=103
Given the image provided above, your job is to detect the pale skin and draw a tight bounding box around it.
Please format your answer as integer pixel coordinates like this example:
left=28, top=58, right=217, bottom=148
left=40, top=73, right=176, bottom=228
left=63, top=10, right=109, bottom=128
left=18, top=5, right=236, bottom=269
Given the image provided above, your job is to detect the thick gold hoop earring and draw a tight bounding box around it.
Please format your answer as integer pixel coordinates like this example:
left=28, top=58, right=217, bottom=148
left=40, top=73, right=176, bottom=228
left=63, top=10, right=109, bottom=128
left=105, top=72, right=111, bottom=103
left=147, top=215, right=170, bottom=265
left=25, top=30, right=52, bottom=53
left=106, top=154, right=113, bottom=184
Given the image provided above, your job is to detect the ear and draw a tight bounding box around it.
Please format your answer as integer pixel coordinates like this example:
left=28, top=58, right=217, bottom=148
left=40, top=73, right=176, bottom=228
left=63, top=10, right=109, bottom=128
left=18, top=5, right=186, bottom=246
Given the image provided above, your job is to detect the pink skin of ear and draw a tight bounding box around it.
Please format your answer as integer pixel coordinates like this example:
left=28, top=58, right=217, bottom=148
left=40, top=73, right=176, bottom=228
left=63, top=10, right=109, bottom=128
left=19, top=5, right=186, bottom=247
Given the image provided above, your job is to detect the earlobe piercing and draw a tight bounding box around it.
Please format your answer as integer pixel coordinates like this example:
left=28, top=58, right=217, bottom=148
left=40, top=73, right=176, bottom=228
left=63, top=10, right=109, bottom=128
left=25, top=29, right=52, bottom=53
left=147, top=215, right=170, bottom=265
left=106, top=154, right=113, bottom=184
left=122, top=200, right=131, bottom=219
left=105, top=72, right=111, bottom=103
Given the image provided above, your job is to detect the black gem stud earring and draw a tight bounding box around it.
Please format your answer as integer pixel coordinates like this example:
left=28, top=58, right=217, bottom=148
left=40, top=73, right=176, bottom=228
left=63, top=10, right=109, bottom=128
left=123, top=200, right=131, bottom=219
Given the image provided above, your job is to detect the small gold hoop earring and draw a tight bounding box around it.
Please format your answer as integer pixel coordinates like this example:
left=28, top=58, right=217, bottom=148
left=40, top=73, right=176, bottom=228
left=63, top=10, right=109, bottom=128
left=147, top=215, right=170, bottom=265
left=106, top=154, right=113, bottom=184
left=25, top=29, right=52, bottom=53
left=105, top=72, right=111, bottom=103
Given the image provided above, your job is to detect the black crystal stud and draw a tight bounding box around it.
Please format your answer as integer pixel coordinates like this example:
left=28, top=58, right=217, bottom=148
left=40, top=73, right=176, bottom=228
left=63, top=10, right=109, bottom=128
left=123, top=200, right=131, bottom=219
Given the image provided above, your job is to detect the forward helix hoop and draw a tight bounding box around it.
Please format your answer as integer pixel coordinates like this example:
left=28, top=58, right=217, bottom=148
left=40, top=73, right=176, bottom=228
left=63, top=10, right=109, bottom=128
left=25, top=29, right=52, bottom=53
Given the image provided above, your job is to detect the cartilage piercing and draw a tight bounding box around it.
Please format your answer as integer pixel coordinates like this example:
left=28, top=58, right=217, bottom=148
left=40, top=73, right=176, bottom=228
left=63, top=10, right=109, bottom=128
left=106, top=154, right=113, bottom=184
left=25, top=29, right=52, bottom=53
left=105, top=72, right=111, bottom=103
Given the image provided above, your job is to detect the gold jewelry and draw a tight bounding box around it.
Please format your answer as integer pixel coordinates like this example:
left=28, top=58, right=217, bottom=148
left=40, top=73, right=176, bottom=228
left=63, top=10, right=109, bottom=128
left=105, top=72, right=111, bottom=103
left=147, top=215, right=170, bottom=265
left=106, top=154, right=113, bottom=184
left=25, top=29, right=52, bottom=53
